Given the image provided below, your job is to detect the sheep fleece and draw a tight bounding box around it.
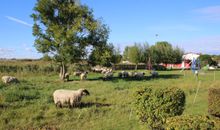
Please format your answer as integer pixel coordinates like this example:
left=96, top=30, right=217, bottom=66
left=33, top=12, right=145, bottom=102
left=53, top=89, right=83, bottom=106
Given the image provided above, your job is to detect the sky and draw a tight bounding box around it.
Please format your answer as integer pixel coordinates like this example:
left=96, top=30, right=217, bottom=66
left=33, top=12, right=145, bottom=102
left=0, top=0, right=220, bottom=59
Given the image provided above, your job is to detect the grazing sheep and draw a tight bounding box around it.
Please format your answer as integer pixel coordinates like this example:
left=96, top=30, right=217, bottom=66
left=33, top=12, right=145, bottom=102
left=128, top=72, right=135, bottom=77
left=118, top=72, right=122, bottom=78
left=53, top=88, right=90, bottom=108
left=2, top=76, right=19, bottom=84
left=150, top=71, right=158, bottom=77
left=118, top=71, right=129, bottom=78
left=121, top=71, right=129, bottom=78
left=134, top=72, right=145, bottom=79
left=103, top=71, right=113, bottom=80
left=64, top=73, right=69, bottom=81
left=80, top=72, right=88, bottom=80
left=73, top=71, right=82, bottom=76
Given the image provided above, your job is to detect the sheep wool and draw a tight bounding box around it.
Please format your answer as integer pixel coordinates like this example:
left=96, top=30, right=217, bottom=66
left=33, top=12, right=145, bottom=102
left=80, top=72, right=88, bottom=80
left=53, top=88, right=90, bottom=108
left=2, top=76, right=19, bottom=84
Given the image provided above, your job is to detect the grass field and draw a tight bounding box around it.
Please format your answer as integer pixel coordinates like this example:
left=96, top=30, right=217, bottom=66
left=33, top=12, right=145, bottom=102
left=0, top=68, right=219, bottom=129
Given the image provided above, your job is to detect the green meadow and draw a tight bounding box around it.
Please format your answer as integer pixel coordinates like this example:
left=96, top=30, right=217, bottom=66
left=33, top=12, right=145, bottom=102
left=0, top=62, right=219, bottom=129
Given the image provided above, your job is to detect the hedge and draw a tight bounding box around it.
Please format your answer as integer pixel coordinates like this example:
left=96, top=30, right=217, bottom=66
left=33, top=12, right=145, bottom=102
left=208, top=87, right=220, bottom=118
left=165, top=115, right=215, bottom=130
left=134, top=87, right=185, bottom=129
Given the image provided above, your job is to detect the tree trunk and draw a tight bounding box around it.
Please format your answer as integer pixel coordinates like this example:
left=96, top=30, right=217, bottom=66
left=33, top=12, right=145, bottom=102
left=59, top=62, right=67, bottom=81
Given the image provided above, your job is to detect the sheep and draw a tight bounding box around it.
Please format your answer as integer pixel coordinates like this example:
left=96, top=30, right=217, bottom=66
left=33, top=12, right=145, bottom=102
left=103, top=71, right=114, bottom=80
left=128, top=72, right=135, bottom=77
left=134, top=72, right=145, bottom=79
left=73, top=71, right=82, bottom=76
left=150, top=71, right=158, bottom=77
left=53, top=88, right=90, bottom=108
left=64, top=73, right=69, bottom=81
left=121, top=71, right=129, bottom=78
left=80, top=72, right=88, bottom=80
left=118, top=71, right=129, bottom=78
left=2, top=76, right=19, bottom=84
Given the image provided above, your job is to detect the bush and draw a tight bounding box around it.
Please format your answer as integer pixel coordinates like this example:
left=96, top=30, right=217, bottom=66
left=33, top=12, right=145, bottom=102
left=208, top=87, right=220, bottom=118
left=165, top=115, right=215, bottom=130
left=134, top=87, right=185, bottom=129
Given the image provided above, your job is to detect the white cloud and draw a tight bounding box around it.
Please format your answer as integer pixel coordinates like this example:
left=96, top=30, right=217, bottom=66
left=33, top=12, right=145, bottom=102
left=5, top=16, right=32, bottom=27
left=194, top=6, right=220, bottom=21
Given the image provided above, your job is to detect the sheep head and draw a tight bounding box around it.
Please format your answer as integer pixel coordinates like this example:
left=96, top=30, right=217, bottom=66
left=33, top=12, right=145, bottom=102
left=79, top=88, right=90, bottom=96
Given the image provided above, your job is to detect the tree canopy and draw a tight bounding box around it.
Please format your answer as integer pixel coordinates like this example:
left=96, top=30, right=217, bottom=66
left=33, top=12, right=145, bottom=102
left=89, top=43, right=121, bottom=67
left=31, top=0, right=109, bottom=80
left=123, top=42, right=184, bottom=66
left=150, top=41, right=183, bottom=64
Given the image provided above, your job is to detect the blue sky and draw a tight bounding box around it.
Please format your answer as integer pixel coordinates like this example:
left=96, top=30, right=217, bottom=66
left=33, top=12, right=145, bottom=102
left=0, top=0, right=220, bottom=58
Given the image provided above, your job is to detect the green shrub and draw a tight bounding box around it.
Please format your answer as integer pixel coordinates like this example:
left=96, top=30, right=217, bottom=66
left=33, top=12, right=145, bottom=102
left=134, top=87, right=185, bottom=129
left=208, top=87, right=220, bottom=118
left=165, top=115, right=215, bottom=130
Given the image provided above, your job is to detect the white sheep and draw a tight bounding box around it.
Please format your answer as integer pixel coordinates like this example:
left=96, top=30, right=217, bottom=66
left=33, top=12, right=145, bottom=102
left=103, top=71, right=113, bottom=80
left=53, top=88, right=90, bottom=108
left=64, top=73, right=69, bottom=81
left=80, top=72, right=88, bottom=80
left=128, top=72, right=135, bottom=77
left=134, top=72, right=145, bottom=79
left=2, top=76, right=19, bottom=84
left=73, top=71, right=82, bottom=76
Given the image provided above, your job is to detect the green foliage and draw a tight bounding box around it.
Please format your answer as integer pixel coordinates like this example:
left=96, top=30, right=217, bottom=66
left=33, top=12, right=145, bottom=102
left=208, top=87, right=220, bottom=117
left=134, top=87, right=185, bottom=129
left=89, top=43, right=121, bottom=67
left=128, top=45, right=141, bottom=64
left=150, top=41, right=184, bottom=64
left=199, top=54, right=217, bottom=67
left=41, top=53, right=52, bottom=61
left=31, top=0, right=109, bottom=79
left=165, top=115, right=215, bottom=130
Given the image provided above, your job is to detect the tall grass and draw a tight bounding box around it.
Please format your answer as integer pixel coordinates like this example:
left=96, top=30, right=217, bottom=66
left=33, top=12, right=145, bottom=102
left=0, top=60, right=59, bottom=74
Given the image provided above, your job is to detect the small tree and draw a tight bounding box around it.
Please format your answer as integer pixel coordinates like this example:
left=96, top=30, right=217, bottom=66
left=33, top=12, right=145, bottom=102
left=128, top=45, right=141, bottom=70
left=89, top=43, right=116, bottom=67
left=31, top=0, right=109, bottom=80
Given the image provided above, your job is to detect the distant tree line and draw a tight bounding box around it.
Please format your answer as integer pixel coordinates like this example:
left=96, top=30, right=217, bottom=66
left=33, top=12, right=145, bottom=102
left=122, top=41, right=184, bottom=69
left=41, top=41, right=185, bottom=68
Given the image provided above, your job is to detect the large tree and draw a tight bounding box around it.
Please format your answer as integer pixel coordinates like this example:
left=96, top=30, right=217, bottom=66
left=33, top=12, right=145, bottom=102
left=150, top=41, right=183, bottom=64
left=31, top=0, right=109, bottom=80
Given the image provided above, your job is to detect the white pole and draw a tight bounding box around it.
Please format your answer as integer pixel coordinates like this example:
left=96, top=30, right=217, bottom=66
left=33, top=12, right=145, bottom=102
left=214, top=70, right=216, bottom=81
left=193, top=80, right=201, bottom=105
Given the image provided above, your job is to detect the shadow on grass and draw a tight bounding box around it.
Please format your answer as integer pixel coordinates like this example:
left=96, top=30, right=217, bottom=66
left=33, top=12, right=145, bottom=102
left=67, top=74, right=182, bottom=82
left=78, top=102, right=111, bottom=108
left=56, top=102, right=111, bottom=109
